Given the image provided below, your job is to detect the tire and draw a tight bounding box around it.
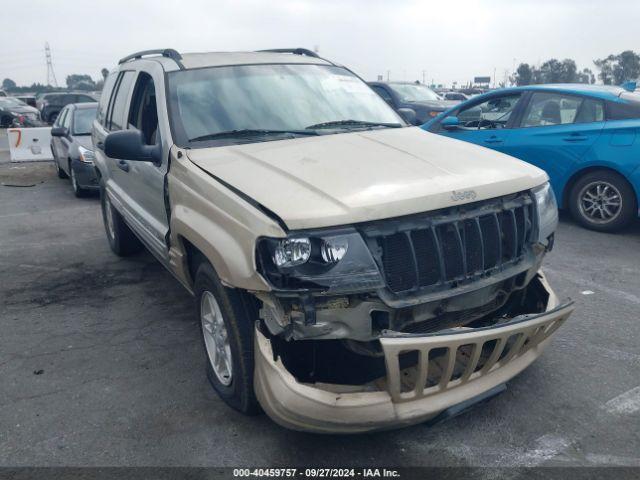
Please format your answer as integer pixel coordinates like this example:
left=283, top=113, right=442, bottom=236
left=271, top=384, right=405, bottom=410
left=194, top=260, right=261, bottom=415
left=569, top=170, right=637, bottom=232
left=69, top=162, right=86, bottom=198
left=100, top=184, right=143, bottom=256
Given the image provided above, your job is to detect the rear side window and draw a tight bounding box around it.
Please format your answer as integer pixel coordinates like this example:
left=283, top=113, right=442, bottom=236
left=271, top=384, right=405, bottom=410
left=106, top=71, right=135, bottom=131
left=575, top=98, right=604, bottom=123
left=97, top=73, right=118, bottom=125
left=606, top=99, right=640, bottom=120
left=521, top=93, right=581, bottom=127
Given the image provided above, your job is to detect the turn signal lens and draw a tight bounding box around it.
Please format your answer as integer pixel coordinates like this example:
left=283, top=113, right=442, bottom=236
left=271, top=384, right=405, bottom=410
left=320, top=238, right=348, bottom=264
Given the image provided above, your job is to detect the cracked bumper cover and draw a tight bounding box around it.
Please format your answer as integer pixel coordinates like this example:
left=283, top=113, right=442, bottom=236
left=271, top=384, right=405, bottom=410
left=254, top=271, right=573, bottom=433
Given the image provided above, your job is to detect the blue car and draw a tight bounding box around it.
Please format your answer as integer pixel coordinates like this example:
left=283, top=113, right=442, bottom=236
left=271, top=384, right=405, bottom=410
left=423, top=84, right=640, bottom=232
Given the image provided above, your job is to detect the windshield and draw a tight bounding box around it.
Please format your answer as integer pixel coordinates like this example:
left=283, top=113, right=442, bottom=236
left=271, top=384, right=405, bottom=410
left=72, top=107, right=97, bottom=135
left=389, top=84, right=442, bottom=103
left=167, top=64, right=402, bottom=146
left=0, top=98, right=27, bottom=108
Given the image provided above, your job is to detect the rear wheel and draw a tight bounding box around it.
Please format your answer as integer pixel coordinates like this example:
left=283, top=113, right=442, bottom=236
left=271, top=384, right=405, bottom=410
left=194, top=261, right=260, bottom=415
left=100, top=185, right=143, bottom=256
left=569, top=170, right=637, bottom=232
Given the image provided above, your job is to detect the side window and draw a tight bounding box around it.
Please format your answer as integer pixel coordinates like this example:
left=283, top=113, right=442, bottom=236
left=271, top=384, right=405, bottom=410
left=127, top=72, right=159, bottom=145
left=372, top=86, right=393, bottom=104
left=107, top=71, right=135, bottom=131
left=457, top=93, right=522, bottom=129
left=61, top=108, right=72, bottom=129
left=521, top=93, right=581, bottom=127
left=575, top=98, right=604, bottom=123
left=54, top=108, right=67, bottom=127
left=97, top=73, right=118, bottom=125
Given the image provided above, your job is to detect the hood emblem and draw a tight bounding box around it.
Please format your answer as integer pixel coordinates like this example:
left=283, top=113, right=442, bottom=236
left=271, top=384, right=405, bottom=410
left=451, top=190, right=477, bottom=201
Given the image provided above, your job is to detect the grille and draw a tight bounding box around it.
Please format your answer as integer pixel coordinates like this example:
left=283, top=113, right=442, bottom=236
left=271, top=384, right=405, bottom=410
left=363, top=194, right=535, bottom=295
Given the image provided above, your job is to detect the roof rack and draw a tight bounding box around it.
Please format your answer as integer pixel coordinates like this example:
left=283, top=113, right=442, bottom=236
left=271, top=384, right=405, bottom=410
left=258, top=48, right=320, bottom=58
left=118, top=49, right=184, bottom=69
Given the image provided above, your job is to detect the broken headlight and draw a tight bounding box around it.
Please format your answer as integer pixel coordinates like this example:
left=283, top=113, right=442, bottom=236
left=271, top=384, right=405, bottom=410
left=533, top=182, right=558, bottom=245
left=256, top=228, right=384, bottom=293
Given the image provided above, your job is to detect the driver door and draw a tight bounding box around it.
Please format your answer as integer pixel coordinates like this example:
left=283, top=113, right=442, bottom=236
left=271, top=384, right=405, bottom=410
left=439, top=92, right=525, bottom=153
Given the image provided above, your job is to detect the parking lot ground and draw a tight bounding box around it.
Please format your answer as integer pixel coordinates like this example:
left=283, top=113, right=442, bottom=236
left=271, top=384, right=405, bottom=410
left=0, top=129, right=639, bottom=468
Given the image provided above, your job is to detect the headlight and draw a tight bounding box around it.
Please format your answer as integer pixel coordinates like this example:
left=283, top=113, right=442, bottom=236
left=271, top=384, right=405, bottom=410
left=533, top=182, right=558, bottom=245
left=78, top=145, right=95, bottom=164
left=257, top=228, right=384, bottom=293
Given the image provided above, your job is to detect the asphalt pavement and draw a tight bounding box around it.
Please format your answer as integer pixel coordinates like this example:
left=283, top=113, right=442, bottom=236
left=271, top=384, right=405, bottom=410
left=0, top=128, right=639, bottom=468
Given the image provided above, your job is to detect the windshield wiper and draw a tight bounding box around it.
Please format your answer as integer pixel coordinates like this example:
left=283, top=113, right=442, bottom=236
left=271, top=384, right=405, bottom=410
left=305, top=119, right=403, bottom=130
left=189, top=129, right=319, bottom=142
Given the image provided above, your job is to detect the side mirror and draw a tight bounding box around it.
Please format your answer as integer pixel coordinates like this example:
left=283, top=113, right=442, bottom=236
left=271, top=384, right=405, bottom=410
left=397, top=107, right=418, bottom=125
left=51, top=126, right=68, bottom=137
left=442, top=116, right=460, bottom=130
left=104, top=129, right=161, bottom=163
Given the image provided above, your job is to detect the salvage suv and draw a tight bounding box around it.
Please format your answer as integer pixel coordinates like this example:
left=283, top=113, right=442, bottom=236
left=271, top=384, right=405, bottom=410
left=92, top=48, right=573, bottom=433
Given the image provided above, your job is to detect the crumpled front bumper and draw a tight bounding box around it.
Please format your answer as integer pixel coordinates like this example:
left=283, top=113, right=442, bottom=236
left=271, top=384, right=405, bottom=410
left=254, top=272, right=573, bottom=433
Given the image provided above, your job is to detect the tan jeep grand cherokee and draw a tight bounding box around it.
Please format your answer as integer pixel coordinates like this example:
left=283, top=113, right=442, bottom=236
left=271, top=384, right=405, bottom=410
left=92, top=48, right=573, bottom=433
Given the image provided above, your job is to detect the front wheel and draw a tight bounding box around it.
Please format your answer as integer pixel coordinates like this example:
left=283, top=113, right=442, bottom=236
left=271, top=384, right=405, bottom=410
left=70, top=163, right=86, bottom=198
left=100, top=185, right=143, bottom=255
left=569, top=171, right=637, bottom=232
left=194, top=261, right=260, bottom=415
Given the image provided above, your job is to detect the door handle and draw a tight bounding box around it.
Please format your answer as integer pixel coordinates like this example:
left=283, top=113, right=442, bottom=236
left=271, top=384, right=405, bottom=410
left=117, top=160, right=130, bottom=172
left=563, top=134, right=587, bottom=142
left=484, top=136, right=503, bottom=144
left=96, top=141, right=104, bottom=150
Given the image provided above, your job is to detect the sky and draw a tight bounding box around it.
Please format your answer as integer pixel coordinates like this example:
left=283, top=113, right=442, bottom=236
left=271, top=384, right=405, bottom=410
left=1, top=0, right=639, bottom=88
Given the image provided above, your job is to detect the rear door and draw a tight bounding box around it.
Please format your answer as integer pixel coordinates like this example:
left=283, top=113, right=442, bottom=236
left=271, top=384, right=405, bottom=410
left=503, top=92, right=606, bottom=194
left=437, top=92, right=525, bottom=153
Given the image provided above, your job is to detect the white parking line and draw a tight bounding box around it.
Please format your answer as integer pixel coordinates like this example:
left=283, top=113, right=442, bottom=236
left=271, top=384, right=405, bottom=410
left=603, top=386, right=640, bottom=415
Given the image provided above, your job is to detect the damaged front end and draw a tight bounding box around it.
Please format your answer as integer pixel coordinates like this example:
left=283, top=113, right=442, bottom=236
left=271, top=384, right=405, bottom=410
left=253, top=188, right=572, bottom=432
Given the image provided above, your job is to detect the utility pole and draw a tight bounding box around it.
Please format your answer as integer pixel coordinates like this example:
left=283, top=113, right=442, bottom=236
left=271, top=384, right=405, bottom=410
left=386, top=70, right=390, bottom=81
left=422, top=70, right=426, bottom=84
left=45, top=42, right=58, bottom=87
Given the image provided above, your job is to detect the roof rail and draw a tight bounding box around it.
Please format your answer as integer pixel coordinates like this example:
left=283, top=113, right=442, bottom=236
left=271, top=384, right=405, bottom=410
left=118, top=49, right=184, bottom=69
left=258, top=48, right=320, bottom=58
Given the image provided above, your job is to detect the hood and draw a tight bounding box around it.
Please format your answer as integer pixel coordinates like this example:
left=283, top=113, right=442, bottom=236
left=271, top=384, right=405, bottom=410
left=73, top=135, right=93, bottom=150
left=7, top=105, right=39, bottom=115
left=186, top=127, right=547, bottom=230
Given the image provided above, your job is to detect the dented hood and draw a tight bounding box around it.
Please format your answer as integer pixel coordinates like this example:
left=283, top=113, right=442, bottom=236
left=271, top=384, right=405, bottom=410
left=186, top=127, right=547, bottom=230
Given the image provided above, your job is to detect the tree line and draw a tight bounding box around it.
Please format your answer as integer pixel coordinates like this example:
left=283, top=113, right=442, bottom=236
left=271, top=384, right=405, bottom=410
left=513, top=50, right=640, bottom=86
left=2, top=68, right=109, bottom=94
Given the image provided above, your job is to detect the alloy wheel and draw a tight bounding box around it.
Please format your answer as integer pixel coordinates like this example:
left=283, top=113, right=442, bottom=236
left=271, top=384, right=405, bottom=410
left=578, top=181, right=622, bottom=225
left=200, top=291, right=233, bottom=386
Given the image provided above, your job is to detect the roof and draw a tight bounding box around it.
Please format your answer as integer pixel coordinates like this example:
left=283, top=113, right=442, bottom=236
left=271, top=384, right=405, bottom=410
left=486, top=84, right=627, bottom=101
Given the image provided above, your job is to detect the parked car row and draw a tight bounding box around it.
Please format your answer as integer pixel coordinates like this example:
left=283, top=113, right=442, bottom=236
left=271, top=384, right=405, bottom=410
left=70, top=47, right=574, bottom=434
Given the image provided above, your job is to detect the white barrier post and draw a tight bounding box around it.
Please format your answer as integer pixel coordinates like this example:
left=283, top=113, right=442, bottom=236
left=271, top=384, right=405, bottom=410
left=8, top=127, right=54, bottom=163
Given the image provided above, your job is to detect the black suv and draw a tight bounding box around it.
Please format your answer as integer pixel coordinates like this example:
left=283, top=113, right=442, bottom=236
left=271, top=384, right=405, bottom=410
left=368, top=81, right=457, bottom=125
left=37, top=92, right=96, bottom=124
